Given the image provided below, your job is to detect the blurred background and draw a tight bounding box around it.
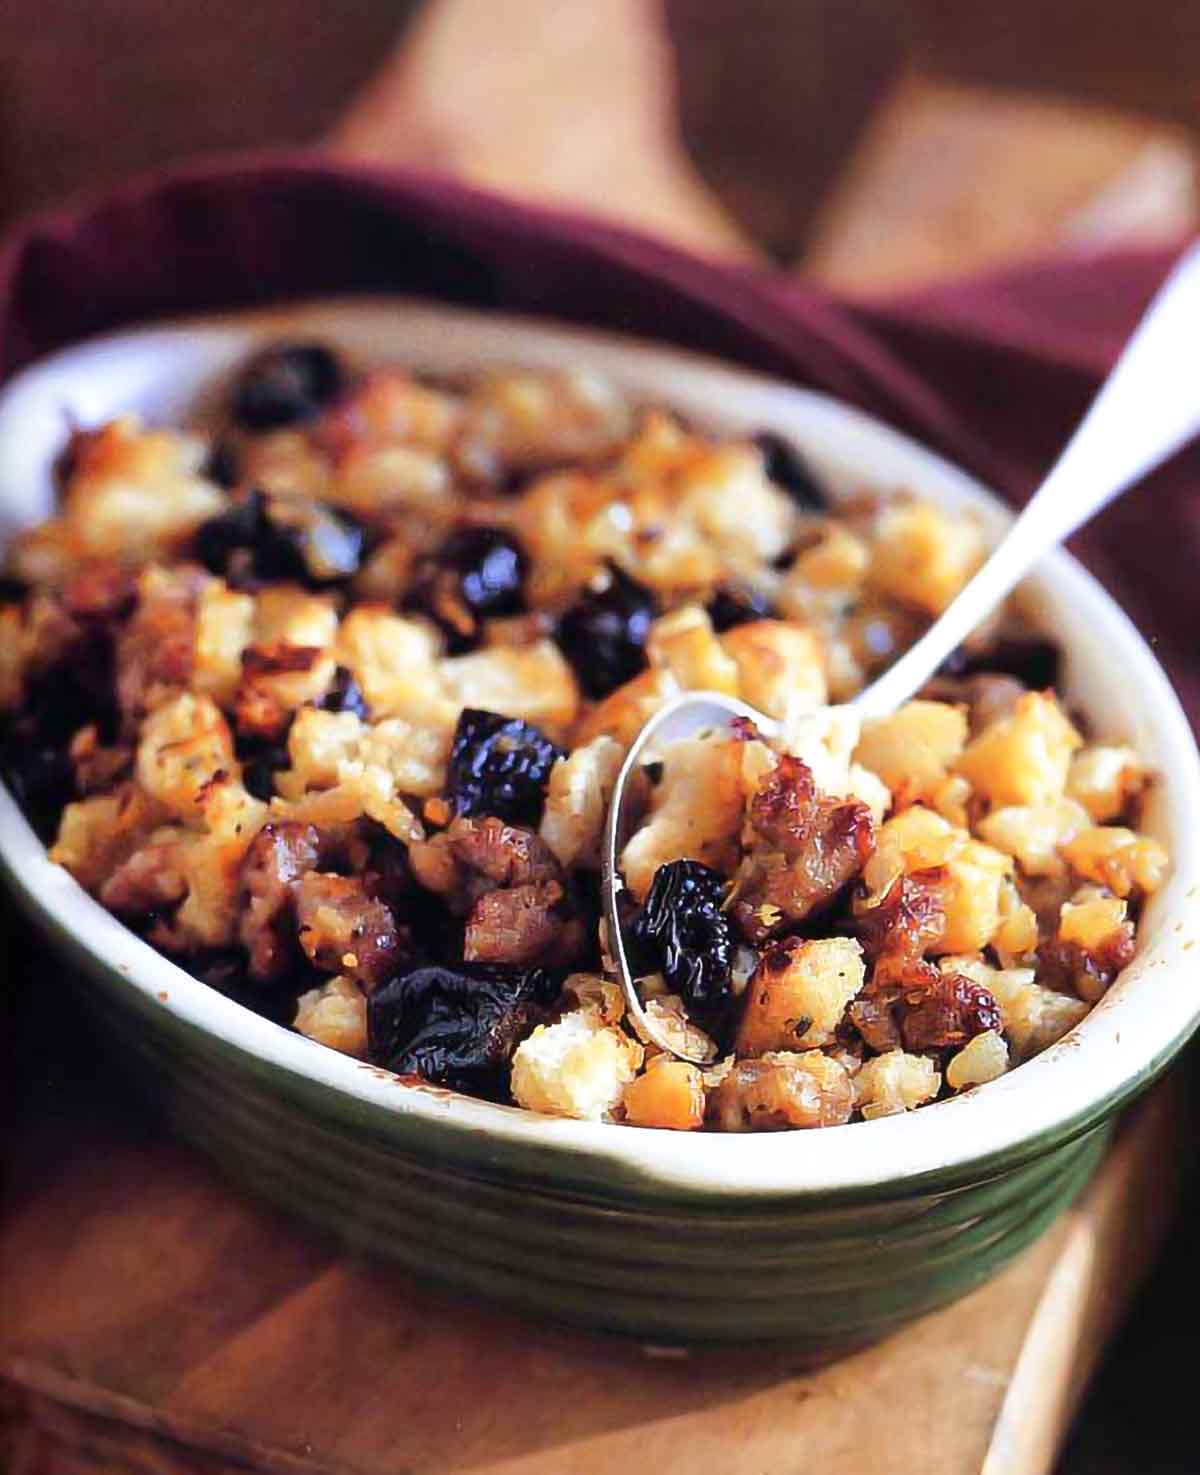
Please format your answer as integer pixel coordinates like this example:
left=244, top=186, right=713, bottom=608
left=1, top=5, right=1197, bottom=1472
left=1, top=0, right=1197, bottom=284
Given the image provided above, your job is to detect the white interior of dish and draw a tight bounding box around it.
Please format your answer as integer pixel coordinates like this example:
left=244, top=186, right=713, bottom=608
left=1, top=297, right=1196, bottom=1197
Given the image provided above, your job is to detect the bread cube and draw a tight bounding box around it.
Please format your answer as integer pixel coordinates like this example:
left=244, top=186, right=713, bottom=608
left=710, top=1051, right=854, bottom=1131
left=620, top=733, right=743, bottom=899
left=646, top=605, right=739, bottom=693
left=736, top=936, right=866, bottom=1053
left=1067, top=744, right=1146, bottom=822
left=1061, top=826, right=1168, bottom=897
left=955, top=691, right=1082, bottom=809
left=441, top=640, right=580, bottom=740
left=868, top=502, right=985, bottom=615
left=853, top=1050, right=941, bottom=1118
left=510, top=1011, right=643, bottom=1120
left=622, top=1057, right=706, bottom=1130
left=294, top=976, right=369, bottom=1058
left=855, top=700, right=968, bottom=807
left=946, top=1030, right=1009, bottom=1091
left=719, top=619, right=827, bottom=720
left=539, top=735, right=624, bottom=869
left=977, top=798, right=1091, bottom=876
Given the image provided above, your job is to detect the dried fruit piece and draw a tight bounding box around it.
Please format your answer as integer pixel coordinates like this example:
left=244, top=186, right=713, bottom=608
left=753, top=431, right=829, bottom=511
left=629, top=860, right=733, bottom=1018
left=238, top=737, right=290, bottom=802
left=555, top=564, right=657, bottom=700
left=367, top=962, right=562, bottom=1098
left=205, top=437, right=242, bottom=488
left=2, top=742, right=78, bottom=841
left=939, top=634, right=1061, bottom=693
left=196, top=488, right=364, bottom=589
left=706, top=583, right=774, bottom=632
left=319, top=666, right=369, bottom=719
left=446, top=709, right=563, bottom=827
left=231, top=342, right=345, bottom=430
left=407, top=527, right=528, bottom=652
left=1, top=637, right=119, bottom=838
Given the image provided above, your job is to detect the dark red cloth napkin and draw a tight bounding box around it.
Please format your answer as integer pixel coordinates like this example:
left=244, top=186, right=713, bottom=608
left=0, top=153, right=1194, bottom=721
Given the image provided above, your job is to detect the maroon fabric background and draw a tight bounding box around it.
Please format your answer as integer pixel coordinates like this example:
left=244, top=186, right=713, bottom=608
left=1, top=153, right=1194, bottom=721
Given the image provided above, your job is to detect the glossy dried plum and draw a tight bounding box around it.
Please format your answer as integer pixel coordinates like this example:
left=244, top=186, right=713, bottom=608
left=2, top=636, right=119, bottom=835
left=406, top=527, right=527, bottom=651
left=707, top=583, right=773, bottom=632
left=364, top=827, right=464, bottom=959
left=204, top=437, right=241, bottom=488
left=447, top=708, right=563, bottom=826
left=239, top=739, right=290, bottom=802
left=288, top=502, right=364, bottom=582
left=193, top=489, right=261, bottom=574
left=25, top=635, right=119, bottom=745
left=193, top=489, right=364, bottom=587
left=939, top=634, right=1061, bottom=692
left=320, top=665, right=369, bottom=719
left=1, top=741, right=77, bottom=841
left=754, top=431, right=829, bottom=511
left=629, top=860, right=733, bottom=1018
left=555, top=564, right=656, bottom=700
left=231, top=342, right=345, bottom=430
left=367, top=962, right=562, bottom=1098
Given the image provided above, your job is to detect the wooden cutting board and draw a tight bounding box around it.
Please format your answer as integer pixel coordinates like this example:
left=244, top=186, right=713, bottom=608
left=0, top=905, right=1184, bottom=1475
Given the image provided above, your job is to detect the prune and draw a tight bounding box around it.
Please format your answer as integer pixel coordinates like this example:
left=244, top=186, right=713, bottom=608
left=406, top=527, right=527, bottom=651
left=1, top=741, right=76, bottom=841
left=204, top=437, right=241, bottom=488
left=193, top=489, right=261, bottom=575
left=231, top=342, right=345, bottom=430
left=939, top=635, right=1061, bottom=692
left=629, top=860, right=733, bottom=1018
left=239, top=740, right=290, bottom=802
left=555, top=564, right=656, bottom=700
left=320, top=666, right=369, bottom=719
left=707, top=583, right=773, bottom=632
left=367, top=962, right=562, bottom=1098
left=2, top=631, right=121, bottom=835
left=193, top=489, right=364, bottom=587
left=754, top=431, right=829, bottom=511
left=447, top=708, right=563, bottom=827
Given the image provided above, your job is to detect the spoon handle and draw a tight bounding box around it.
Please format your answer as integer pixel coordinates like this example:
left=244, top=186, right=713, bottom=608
left=854, top=238, right=1200, bottom=721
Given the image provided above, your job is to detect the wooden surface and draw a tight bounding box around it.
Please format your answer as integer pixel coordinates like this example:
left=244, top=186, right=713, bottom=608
left=0, top=939, right=1184, bottom=1475
left=2, top=6, right=1199, bottom=1472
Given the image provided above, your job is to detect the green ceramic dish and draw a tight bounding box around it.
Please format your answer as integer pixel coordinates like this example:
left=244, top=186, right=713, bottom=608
left=2, top=299, right=1197, bottom=1347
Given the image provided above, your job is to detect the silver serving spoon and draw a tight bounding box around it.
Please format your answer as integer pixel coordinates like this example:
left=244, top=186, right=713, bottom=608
left=602, top=239, right=1200, bottom=1063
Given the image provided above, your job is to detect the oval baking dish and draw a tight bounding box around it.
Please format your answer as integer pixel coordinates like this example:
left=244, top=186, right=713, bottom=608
left=1, top=298, right=1197, bottom=1346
